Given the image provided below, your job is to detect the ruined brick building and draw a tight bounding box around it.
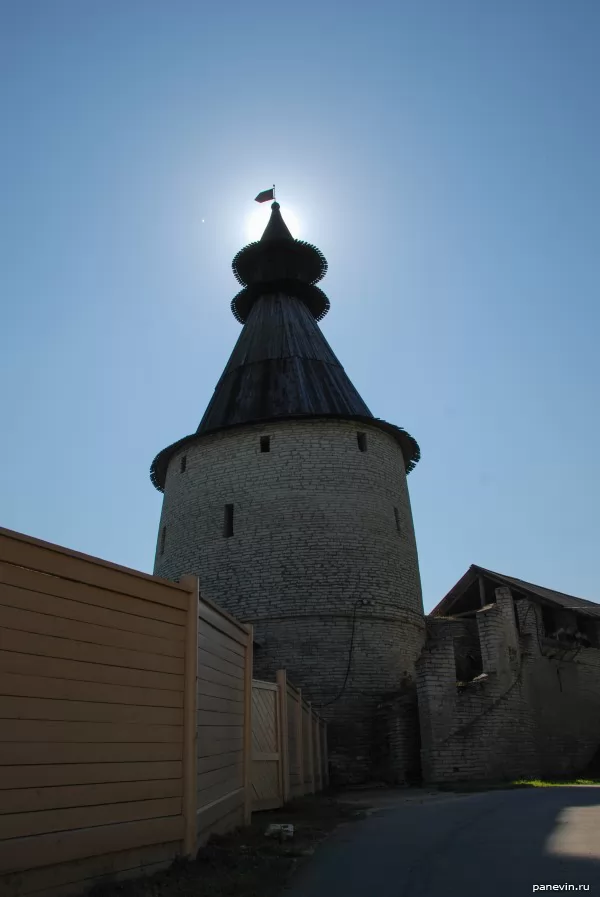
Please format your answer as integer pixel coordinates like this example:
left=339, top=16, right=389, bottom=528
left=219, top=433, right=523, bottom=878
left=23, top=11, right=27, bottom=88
left=151, top=201, right=600, bottom=784
left=419, top=566, right=600, bottom=783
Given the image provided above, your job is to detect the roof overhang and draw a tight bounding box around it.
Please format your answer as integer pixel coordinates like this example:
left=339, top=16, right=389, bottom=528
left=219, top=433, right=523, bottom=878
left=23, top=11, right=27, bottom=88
left=150, top=414, right=420, bottom=492
left=431, top=564, right=600, bottom=619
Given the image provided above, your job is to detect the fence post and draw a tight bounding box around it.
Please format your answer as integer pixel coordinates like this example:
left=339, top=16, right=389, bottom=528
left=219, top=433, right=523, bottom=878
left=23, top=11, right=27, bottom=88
left=322, top=721, right=329, bottom=788
left=276, top=670, right=290, bottom=804
left=179, top=575, right=199, bottom=858
left=314, top=712, right=322, bottom=792
left=243, top=625, right=254, bottom=826
left=297, top=688, right=304, bottom=796
left=308, top=702, right=315, bottom=794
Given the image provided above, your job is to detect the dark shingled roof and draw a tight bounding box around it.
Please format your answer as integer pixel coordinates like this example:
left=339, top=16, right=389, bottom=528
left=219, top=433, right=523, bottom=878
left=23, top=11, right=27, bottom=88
left=431, top=564, right=600, bottom=618
left=197, top=294, right=371, bottom=432
left=150, top=202, right=420, bottom=491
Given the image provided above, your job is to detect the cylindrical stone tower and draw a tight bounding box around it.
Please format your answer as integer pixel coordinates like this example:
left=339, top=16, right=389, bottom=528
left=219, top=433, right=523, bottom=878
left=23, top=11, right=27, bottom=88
left=151, top=200, right=425, bottom=784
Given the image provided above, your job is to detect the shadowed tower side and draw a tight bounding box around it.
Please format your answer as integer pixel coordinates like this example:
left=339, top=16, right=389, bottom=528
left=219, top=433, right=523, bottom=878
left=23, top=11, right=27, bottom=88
left=151, top=200, right=425, bottom=784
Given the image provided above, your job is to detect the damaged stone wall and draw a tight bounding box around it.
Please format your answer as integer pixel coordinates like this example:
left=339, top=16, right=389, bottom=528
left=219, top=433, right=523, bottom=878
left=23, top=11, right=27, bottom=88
left=417, top=587, right=600, bottom=783
left=371, top=688, right=421, bottom=784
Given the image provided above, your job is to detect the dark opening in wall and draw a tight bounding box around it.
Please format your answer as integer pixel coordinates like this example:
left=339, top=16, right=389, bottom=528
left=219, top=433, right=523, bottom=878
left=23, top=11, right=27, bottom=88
left=180, top=455, right=187, bottom=473
left=160, top=526, right=166, bottom=555
left=223, top=504, right=234, bottom=538
left=260, top=435, right=271, bottom=453
left=394, top=507, right=401, bottom=533
left=357, top=432, right=367, bottom=452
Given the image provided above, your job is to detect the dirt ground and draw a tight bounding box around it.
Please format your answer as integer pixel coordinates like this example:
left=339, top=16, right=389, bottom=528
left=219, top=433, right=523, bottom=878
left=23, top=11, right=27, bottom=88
left=86, top=794, right=370, bottom=897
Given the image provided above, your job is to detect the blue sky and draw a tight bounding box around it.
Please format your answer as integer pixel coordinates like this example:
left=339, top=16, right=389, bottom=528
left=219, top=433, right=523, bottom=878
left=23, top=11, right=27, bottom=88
left=1, top=1, right=599, bottom=612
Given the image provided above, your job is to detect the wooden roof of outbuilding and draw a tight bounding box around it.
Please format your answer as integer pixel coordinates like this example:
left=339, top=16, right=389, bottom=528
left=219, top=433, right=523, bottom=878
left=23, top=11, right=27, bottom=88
left=431, top=564, right=600, bottom=618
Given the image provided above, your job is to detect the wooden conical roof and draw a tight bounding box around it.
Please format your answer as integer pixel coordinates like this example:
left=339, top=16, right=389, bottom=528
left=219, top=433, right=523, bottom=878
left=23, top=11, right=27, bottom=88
left=150, top=203, right=419, bottom=491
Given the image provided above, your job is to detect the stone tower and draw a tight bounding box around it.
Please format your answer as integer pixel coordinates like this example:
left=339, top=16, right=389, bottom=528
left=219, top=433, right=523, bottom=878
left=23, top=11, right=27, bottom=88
left=151, top=201, right=425, bottom=783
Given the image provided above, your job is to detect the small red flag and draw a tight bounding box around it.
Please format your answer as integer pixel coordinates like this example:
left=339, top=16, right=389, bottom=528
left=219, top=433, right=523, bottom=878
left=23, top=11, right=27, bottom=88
left=255, top=188, right=275, bottom=203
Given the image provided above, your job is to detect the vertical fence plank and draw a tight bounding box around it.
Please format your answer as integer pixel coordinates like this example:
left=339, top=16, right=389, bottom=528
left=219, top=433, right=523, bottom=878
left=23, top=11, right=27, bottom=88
left=322, top=721, right=329, bottom=788
left=243, top=625, right=254, bottom=826
left=308, top=702, right=315, bottom=794
left=296, top=689, right=304, bottom=796
left=276, top=670, right=290, bottom=804
left=179, top=575, right=199, bottom=858
left=314, top=711, right=322, bottom=792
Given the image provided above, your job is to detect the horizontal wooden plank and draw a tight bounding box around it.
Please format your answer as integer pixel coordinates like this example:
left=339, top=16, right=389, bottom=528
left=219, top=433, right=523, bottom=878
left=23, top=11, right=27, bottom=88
left=0, top=696, right=182, bottom=726
left=0, top=628, right=183, bottom=675
left=196, top=787, right=243, bottom=835
left=0, top=778, right=182, bottom=815
left=197, top=663, right=243, bottom=692
left=0, top=602, right=183, bottom=660
left=197, top=774, right=243, bottom=809
left=38, top=860, right=173, bottom=897
left=0, top=529, right=189, bottom=610
left=197, top=737, right=243, bottom=759
left=197, top=724, right=244, bottom=740
left=0, top=840, right=178, bottom=897
left=0, top=795, right=182, bottom=841
left=0, top=742, right=181, bottom=765
left=197, top=710, right=244, bottom=727
left=197, top=693, right=243, bottom=715
left=0, top=670, right=182, bottom=708
left=196, top=678, right=243, bottom=702
left=196, top=803, right=243, bottom=851
left=0, top=597, right=183, bottom=661
left=0, top=761, right=181, bottom=790
left=196, top=752, right=242, bottom=776
left=199, top=636, right=245, bottom=672
left=198, top=650, right=245, bottom=683
left=198, top=604, right=248, bottom=647
left=199, top=592, right=251, bottom=632
left=0, top=650, right=183, bottom=693
left=0, top=719, right=182, bottom=743
left=0, top=561, right=186, bottom=627
left=252, top=679, right=278, bottom=692
left=0, top=578, right=186, bottom=645
left=253, top=752, right=279, bottom=763
left=197, top=763, right=243, bottom=792
left=198, top=626, right=245, bottom=660
left=0, top=813, right=184, bottom=874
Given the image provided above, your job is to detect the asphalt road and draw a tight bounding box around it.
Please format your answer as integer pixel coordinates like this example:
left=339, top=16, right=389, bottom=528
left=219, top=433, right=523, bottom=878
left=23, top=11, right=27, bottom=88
left=284, top=787, right=600, bottom=897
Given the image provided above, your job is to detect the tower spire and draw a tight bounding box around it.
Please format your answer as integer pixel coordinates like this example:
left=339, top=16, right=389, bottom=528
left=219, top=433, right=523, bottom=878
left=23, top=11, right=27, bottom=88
left=150, top=200, right=420, bottom=491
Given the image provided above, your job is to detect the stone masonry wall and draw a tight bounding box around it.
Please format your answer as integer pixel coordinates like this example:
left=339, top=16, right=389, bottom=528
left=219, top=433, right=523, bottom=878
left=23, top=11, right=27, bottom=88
left=154, top=418, right=425, bottom=783
left=417, top=587, right=600, bottom=783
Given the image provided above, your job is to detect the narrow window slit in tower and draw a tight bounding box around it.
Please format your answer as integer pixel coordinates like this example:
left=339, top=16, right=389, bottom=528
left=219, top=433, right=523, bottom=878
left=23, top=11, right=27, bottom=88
left=224, top=504, right=234, bottom=538
left=260, top=435, right=271, bottom=453
left=394, top=507, right=401, bottom=534
left=357, top=432, right=367, bottom=452
left=160, top=526, right=167, bottom=555
left=180, top=455, right=187, bottom=473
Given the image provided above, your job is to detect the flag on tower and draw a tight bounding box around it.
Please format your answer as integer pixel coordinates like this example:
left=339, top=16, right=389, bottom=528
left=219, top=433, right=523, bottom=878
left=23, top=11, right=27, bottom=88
left=255, top=187, right=275, bottom=203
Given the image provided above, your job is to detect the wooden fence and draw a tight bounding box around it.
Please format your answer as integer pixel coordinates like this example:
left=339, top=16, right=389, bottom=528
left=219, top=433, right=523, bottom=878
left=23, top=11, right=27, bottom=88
left=250, top=671, right=328, bottom=812
left=0, top=526, right=328, bottom=896
left=0, top=527, right=252, bottom=897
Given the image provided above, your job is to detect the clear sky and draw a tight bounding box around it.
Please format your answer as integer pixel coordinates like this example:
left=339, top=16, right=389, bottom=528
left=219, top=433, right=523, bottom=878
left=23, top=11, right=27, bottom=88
left=2, top=1, right=599, bottom=612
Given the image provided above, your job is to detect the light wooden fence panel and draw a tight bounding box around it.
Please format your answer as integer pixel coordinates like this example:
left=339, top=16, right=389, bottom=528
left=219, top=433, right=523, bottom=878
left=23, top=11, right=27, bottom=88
left=313, top=711, right=322, bottom=792
left=250, top=681, right=282, bottom=811
left=196, top=596, right=252, bottom=845
left=320, top=719, right=329, bottom=788
left=0, top=527, right=191, bottom=897
left=287, top=684, right=303, bottom=798
left=301, top=699, right=314, bottom=794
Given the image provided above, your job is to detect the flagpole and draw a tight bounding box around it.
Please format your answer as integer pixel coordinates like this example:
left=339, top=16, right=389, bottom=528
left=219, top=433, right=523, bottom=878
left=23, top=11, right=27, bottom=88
left=273, top=184, right=276, bottom=202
